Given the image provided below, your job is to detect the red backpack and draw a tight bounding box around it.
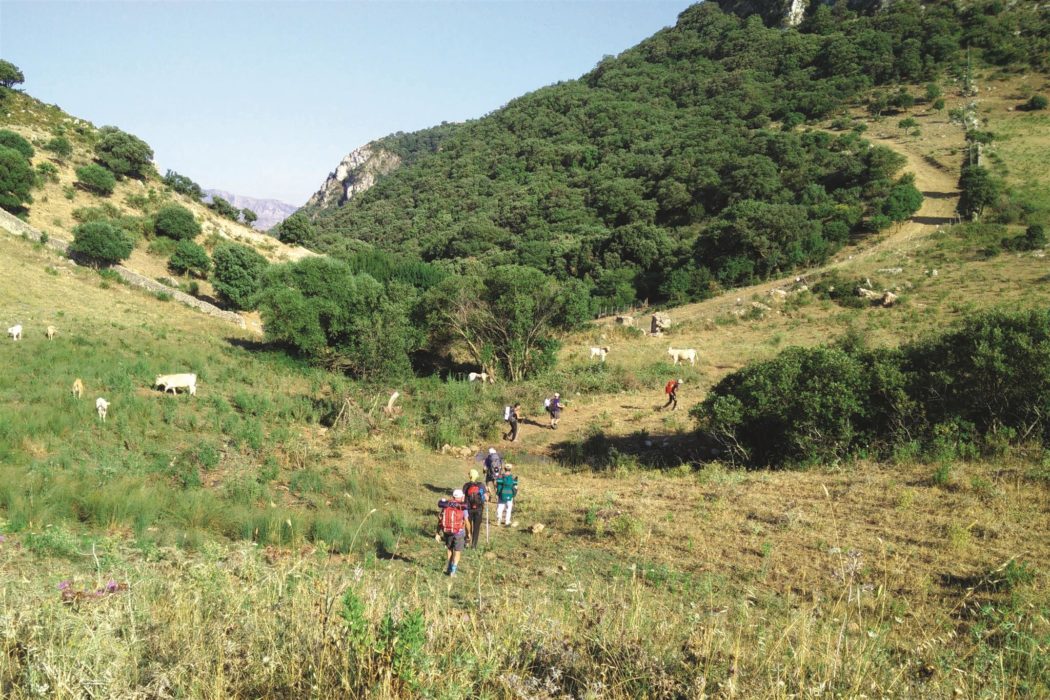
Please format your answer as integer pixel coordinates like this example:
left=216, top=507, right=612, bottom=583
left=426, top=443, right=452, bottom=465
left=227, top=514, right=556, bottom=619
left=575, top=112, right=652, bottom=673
left=441, top=503, right=465, bottom=533
left=464, top=483, right=484, bottom=509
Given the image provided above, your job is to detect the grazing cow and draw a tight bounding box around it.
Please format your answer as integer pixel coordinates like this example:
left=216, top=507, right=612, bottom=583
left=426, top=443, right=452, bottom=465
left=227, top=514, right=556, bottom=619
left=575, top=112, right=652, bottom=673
left=467, top=372, right=490, bottom=383
left=7, top=324, right=21, bottom=341
left=46, top=326, right=56, bottom=340
left=589, top=346, right=610, bottom=362
left=96, top=397, right=109, bottom=422
left=72, top=378, right=84, bottom=400
left=154, top=373, right=197, bottom=396
left=668, top=346, right=698, bottom=367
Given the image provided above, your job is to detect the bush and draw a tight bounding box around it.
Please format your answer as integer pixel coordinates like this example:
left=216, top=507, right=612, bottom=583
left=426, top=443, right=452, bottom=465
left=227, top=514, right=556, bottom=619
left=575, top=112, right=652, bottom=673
left=69, top=220, right=133, bottom=265
left=1021, top=95, right=1047, bottom=111
left=154, top=204, right=201, bottom=240
left=0, top=145, right=34, bottom=213
left=1002, top=225, right=1046, bottom=252
left=211, top=242, right=269, bottom=310
left=0, top=129, right=34, bottom=159
left=44, top=135, right=73, bottom=159
left=208, top=195, right=240, bottom=221
left=75, top=163, right=116, bottom=195
left=94, top=126, right=154, bottom=179
left=162, top=170, right=203, bottom=200
left=168, top=239, right=211, bottom=277
left=0, top=59, right=24, bottom=89
left=35, top=162, right=59, bottom=183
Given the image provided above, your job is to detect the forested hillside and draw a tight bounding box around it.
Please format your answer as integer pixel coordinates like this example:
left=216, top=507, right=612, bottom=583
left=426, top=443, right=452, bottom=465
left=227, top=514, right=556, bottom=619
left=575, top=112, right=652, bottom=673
left=301, top=0, right=1047, bottom=309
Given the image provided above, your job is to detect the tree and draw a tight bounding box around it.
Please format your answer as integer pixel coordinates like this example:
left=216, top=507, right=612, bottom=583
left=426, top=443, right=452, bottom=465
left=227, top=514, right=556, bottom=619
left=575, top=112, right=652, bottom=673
left=957, top=164, right=1000, bottom=220
left=0, top=130, right=34, bottom=159
left=0, top=60, right=24, bottom=89
left=881, top=175, right=924, bottom=223
left=256, top=257, right=418, bottom=378
left=241, top=208, right=258, bottom=226
left=94, top=126, right=154, bottom=179
left=153, top=204, right=201, bottom=240
left=211, top=242, right=269, bottom=310
left=162, top=170, right=204, bottom=200
left=75, top=164, right=116, bottom=195
left=168, top=240, right=211, bottom=277
left=69, top=221, right=133, bottom=265
left=422, top=264, right=581, bottom=381
left=0, top=145, right=34, bottom=213
left=208, top=195, right=240, bottom=221
left=275, top=212, right=316, bottom=245
left=897, top=117, right=920, bottom=137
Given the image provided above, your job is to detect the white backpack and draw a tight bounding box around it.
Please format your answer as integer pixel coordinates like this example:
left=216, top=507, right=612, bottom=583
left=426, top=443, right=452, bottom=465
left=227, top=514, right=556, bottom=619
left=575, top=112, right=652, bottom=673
left=503, top=405, right=511, bottom=421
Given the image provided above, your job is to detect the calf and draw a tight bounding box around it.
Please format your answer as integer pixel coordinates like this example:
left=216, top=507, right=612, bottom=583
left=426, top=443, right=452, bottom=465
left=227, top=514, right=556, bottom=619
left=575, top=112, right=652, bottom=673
left=668, top=346, right=698, bottom=367
left=467, top=372, right=490, bottom=383
left=72, top=378, right=84, bottom=400
left=7, top=324, right=21, bottom=341
left=46, top=326, right=56, bottom=340
left=589, top=346, right=610, bottom=362
left=96, top=397, right=109, bottom=422
left=155, top=373, right=197, bottom=396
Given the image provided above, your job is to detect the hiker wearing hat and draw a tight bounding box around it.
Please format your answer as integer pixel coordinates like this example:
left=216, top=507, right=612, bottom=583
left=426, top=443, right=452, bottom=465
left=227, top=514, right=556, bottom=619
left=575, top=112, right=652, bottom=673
left=462, top=469, right=486, bottom=549
left=547, top=393, right=563, bottom=430
left=437, top=489, right=470, bottom=576
left=662, top=378, right=682, bottom=411
left=496, top=463, right=519, bottom=526
left=484, top=447, right=504, bottom=503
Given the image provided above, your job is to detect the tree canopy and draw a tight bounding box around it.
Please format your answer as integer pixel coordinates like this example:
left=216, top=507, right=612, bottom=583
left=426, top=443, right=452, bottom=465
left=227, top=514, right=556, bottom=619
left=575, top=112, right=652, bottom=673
left=94, top=126, right=154, bottom=179
left=0, top=145, right=34, bottom=213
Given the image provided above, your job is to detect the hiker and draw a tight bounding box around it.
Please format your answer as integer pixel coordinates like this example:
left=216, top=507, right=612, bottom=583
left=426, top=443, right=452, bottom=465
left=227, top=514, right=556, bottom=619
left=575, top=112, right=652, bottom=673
left=496, top=463, right=518, bottom=526
left=437, top=489, right=470, bottom=576
left=546, top=392, right=563, bottom=430
left=662, top=378, right=682, bottom=411
left=504, top=402, right=522, bottom=442
left=462, top=469, right=486, bottom=549
left=484, top=447, right=504, bottom=502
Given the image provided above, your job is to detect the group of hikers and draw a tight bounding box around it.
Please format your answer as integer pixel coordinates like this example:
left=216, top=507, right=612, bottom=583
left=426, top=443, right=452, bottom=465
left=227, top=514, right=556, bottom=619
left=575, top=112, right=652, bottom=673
left=436, top=381, right=682, bottom=575
left=436, top=447, right=518, bottom=576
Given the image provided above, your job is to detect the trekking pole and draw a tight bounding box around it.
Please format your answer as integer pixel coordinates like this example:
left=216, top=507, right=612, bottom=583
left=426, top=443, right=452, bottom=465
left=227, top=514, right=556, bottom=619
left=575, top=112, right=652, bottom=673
left=485, top=502, right=490, bottom=546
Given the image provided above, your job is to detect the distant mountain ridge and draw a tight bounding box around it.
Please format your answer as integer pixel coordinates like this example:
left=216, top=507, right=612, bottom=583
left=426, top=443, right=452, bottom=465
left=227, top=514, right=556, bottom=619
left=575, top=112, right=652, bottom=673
left=203, top=189, right=297, bottom=231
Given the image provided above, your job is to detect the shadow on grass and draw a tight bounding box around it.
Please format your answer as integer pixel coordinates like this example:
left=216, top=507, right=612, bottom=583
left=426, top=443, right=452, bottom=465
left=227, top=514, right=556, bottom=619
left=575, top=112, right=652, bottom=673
left=549, top=428, right=718, bottom=472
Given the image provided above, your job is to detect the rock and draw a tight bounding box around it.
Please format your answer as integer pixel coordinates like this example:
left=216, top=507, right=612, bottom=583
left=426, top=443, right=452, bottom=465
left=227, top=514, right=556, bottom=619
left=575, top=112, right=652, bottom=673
left=511, top=521, right=519, bottom=528
left=615, top=315, right=635, bottom=327
left=882, top=292, right=898, bottom=307
left=483, top=551, right=497, bottom=560
left=650, top=313, right=672, bottom=335
left=531, top=523, right=546, bottom=534
left=856, top=287, right=879, bottom=299
left=751, top=301, right=771, bottom=313
left=306, top=143, right=404, bottom=208
left=876, top=267, right=903, bottom=275
left=769, top=289, right=788, bottom=301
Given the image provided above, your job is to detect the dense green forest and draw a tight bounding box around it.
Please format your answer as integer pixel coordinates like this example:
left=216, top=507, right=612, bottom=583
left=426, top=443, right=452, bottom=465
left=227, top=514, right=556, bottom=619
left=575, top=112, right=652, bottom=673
left=294, top=0, right=1047, bottom=310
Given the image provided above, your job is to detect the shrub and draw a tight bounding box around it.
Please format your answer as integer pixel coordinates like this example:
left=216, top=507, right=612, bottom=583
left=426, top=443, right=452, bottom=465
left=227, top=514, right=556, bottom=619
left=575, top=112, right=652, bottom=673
left=94, top=126, right=154, bottom=179
left=154, top=204, right=201, bottom=240
left=162, top=169, right=203, bottom=200
left=75, top=163, right=116, bottom=195
left=44, top=135, right=73, bottom=159
left=1021, top=95, right=1047, bottom=111
left=208, top=195, right=240, bottom=221
left=0, top=145, right=34, bottom=213
left=0, top=59, right=24, bottom=89
left=168, top=239, right=211, bottom=277
left=212, top=242, right=269, bottom=310
left=35, top=161, right=59, bottom=183
left=69, top=220, right=133, bottom=265
left=1002, top=224, right=1046, bottom=252
left=276, top=212, right=315, bottom=245
left=0, top=129, right=34, bottom=159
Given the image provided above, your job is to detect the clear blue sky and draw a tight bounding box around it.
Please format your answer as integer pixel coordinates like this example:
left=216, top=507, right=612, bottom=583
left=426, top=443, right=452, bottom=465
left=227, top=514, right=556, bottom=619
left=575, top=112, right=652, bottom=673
left=1, top=1, right=696, bottom=205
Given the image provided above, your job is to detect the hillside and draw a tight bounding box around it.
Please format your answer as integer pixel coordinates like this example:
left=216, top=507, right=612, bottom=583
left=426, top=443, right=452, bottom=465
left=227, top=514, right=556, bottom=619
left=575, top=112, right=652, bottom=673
left=203, top=188, right=297, bottom=232
left=298, top=0, right=1049, bottom=314
left=0, top=90, right=315, bottom=329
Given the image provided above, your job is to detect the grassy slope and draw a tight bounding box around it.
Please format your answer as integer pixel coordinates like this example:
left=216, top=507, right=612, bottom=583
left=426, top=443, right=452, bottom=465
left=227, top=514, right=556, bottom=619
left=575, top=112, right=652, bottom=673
left=0, top=75, right=1048, bottom=696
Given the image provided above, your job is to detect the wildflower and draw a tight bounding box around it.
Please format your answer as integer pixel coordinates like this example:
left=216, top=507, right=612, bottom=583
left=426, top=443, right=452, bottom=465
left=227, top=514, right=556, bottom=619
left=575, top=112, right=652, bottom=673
left=57, top=580, right=71, bottom=591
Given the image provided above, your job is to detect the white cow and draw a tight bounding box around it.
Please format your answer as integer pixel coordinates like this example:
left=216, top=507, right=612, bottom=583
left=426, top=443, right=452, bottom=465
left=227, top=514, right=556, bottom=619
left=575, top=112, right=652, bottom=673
left=467, top=372, right=490, bottom=383
left=589, top=346, right=610, bottom=362
left=155, top=373, right=197, bottom=396
left=96, top=397, right=109, bottom=422
left=7, top=324, right=21, bottom=341
left=668, top=346, right=698, bottom=367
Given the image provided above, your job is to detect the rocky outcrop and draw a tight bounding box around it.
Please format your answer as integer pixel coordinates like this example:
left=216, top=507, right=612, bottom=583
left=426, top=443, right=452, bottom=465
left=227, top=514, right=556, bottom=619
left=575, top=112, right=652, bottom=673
left=306, top=144, right=402, bottom=209
left=714, top=0, right=893, bottom=27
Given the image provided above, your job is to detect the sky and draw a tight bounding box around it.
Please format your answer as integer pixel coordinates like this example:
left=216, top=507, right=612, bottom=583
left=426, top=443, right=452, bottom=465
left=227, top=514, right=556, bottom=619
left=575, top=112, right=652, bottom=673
left=0, top=0, right=697, bottom=205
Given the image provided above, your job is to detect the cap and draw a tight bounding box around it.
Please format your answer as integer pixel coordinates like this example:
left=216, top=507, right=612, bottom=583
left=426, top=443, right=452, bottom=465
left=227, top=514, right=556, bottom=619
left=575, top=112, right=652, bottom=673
left=469, top=469, right=479, bottom=480
left=554, top=392, right=560, bottom=398
left=488, top=447, right=496, bottom=454
left=452, top=489, right=465, bottom=499
left=504, top=463, right=513, bottom=471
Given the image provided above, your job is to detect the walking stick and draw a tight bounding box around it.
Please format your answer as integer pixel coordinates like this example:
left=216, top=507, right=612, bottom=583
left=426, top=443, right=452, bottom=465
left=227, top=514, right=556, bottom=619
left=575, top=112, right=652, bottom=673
left=485, top=501, right=490, bottom=546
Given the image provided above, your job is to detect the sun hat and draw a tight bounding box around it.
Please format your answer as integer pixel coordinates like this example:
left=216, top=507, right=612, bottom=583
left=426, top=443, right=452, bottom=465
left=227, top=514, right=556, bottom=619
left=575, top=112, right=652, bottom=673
left=488, top=447, right=496, bottom=454
left=453, top=489, right=465, bottom=499
left=504, top=463, right=513, bottom=471
left=469, top=469, right=479, bottom=480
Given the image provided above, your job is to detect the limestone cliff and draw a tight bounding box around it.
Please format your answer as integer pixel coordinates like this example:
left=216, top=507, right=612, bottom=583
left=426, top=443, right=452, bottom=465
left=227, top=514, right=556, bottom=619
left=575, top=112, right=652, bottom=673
left=305, top=144, right=402, bottom=209
left=714, top=0, right=892, bottom=27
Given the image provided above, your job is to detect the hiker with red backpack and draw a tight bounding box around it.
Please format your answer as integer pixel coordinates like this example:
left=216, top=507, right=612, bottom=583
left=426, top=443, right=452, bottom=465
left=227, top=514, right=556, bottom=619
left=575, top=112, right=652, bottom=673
left=462, top=469, right=486, bottom=549
left=437, top=489, right=471, bottom=576
left=661, top=378, right=682, bottom=411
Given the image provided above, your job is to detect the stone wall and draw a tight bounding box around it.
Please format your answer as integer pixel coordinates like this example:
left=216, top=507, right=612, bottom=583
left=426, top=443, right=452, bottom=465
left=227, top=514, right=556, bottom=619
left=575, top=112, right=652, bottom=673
left=0, top=208, right=247, bottom=329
